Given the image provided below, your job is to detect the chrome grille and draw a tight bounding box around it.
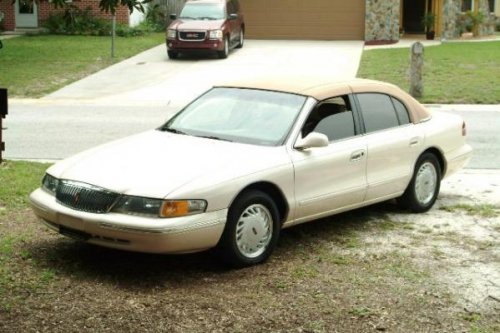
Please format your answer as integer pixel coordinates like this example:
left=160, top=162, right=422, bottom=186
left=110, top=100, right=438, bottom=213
left=56, top=180, right=119, bottom=214
left=179, top=31, right=206, bottom=41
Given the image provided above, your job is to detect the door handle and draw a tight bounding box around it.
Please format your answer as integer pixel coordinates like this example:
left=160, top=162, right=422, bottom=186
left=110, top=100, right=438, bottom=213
left=350, top=150, right=365, bottom=162
left=409, top=137, right=420, bottom=147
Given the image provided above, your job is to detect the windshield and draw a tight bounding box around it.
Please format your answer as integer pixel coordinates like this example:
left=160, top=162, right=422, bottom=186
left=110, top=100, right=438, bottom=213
left=179, top=3, right=225, bottom=20
left=160, top=88, right=307, bottom=146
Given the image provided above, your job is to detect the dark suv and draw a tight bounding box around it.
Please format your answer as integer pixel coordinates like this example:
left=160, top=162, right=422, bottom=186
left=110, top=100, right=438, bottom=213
left=166, top=0, right=244, bottom=59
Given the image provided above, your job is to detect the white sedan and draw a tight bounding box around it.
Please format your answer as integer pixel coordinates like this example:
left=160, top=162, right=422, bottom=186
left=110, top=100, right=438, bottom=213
left=30, top=78, right=472, bottom=267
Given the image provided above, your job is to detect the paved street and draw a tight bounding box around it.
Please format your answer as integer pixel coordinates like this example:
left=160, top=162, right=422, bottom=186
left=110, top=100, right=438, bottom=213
left=3, top=99, right=499, bottom=169
left=3, top=101, right=177, bottom=160
left=432, top=105, right=500, bottom=170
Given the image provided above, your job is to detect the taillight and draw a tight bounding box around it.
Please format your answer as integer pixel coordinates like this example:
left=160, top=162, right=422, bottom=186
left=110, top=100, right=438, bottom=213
left=462, top=121, right=467, bottom=136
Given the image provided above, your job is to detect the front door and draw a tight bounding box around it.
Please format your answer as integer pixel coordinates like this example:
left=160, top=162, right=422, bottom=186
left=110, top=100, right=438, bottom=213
left=15, top=0, right=38, bottom=28
left=290, top=96, right=367, bottom=224
left=403, top=0, right=430, bottom=33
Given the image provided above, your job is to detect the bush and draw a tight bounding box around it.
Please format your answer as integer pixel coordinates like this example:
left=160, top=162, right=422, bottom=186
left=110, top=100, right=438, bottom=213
left=144, top=4, right=167, bottom=32
left=456, top=13, right=473, bottom=34
left=115, top=24, right=145, bottom=37
left=42, top=5, right=147, bottom=37
left=43, top=6, right=111, bottom=36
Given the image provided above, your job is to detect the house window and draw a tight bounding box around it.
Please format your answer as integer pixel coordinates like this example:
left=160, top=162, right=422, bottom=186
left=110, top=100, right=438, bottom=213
left=461, top=0, right=474, bottom=11
left=487, top=0, right=495, bottom=12
left=19, top=0, right=34, bottom=14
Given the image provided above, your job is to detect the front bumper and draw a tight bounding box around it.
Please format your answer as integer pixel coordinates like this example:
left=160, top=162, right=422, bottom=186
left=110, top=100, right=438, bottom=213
left=166, top=38, right=224, bottom=52
left=30, top=188, right=227, bottom=254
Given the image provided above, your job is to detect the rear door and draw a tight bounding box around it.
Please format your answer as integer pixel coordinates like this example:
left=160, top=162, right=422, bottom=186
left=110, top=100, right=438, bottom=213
left=354, top=93, right=422, bottom=201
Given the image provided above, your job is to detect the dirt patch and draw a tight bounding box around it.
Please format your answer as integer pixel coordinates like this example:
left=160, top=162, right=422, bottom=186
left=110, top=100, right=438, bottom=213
left=0, top=170, right=499, bottom=332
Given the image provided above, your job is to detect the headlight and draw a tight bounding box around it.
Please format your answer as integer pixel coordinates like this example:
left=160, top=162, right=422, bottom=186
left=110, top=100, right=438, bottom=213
left=167, top=29, right=177, bottom=39
left=111, top=196, right=207, bottom=218
left=42, top=173, right=59, bottom=195
left=208, top=30, right=223, bottom=40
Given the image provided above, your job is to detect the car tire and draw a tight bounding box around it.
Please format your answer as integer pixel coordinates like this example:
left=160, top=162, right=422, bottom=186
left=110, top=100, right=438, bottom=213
left=217, top=37, right=229, bottom=59
left=167, top=51, right=178, bottom=59
left=218, top=190, right=280, bottom=268
left=236, top=28, right=244, bottom=49
left=397, top=152, right=441, bottom=213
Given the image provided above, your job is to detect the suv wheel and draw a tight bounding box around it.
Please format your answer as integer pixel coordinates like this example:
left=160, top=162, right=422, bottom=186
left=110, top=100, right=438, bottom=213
left=236, top=29, right=244, bottom=49
left=167, top=51, right=178, bottom=59
left=217, top=37, right=229, bottom=59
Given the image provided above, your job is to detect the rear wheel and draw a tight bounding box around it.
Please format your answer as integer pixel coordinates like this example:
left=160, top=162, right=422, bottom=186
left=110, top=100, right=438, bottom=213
left=236, top=29, right=244, bottom=48
left=398, top=152, right=441, bottom=213
left=167, top=50, right=178, bottom=59
left=217, top=37, right=229, bottom=59
left=218, top=190, right=280, bottom=267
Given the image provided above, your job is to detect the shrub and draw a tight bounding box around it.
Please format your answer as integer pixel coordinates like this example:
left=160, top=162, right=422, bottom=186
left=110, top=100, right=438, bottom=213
left=42, top=5, right=148, bottom=37
left=43, top=6, right=111, bottom=36
left=456, top=13, right=473, bottom=35
left=144, top=4, right=167, bottom=32
left=115, top=24, right=145, bottom=37
left=466, top=10, right=485, bottom=36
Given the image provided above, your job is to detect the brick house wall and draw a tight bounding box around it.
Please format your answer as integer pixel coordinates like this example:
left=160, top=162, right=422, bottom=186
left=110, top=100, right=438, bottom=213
left=0, top=1, right=16, bottom=30
left=0, top=0, right=130, bottom=31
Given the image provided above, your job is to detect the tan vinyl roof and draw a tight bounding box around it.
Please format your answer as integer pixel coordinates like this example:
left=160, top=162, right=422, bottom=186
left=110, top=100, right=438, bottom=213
left=217, top=78, right=431, bottom=123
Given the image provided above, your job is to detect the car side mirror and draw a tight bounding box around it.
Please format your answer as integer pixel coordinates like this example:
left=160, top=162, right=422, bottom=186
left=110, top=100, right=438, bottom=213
left=229, top=13, right=238, bottom=20
left=170, top=14, right=177, bottom=20
left=294, top=132, right=329, bottom=150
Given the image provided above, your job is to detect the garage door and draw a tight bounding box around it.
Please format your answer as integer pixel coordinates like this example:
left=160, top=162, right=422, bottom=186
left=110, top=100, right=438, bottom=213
left=239, top=0, right=365, bottom=40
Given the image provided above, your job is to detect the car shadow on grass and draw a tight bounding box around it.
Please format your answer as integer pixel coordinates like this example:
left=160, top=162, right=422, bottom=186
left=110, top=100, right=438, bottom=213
left=26, top=202, right=401, bottom=290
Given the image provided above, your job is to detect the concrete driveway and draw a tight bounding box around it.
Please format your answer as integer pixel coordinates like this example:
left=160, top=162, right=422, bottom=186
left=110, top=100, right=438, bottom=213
left=44, top=40, right=364, bottom=108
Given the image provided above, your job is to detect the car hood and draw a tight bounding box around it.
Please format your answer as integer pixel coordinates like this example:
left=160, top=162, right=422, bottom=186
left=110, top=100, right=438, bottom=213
left=169, top=19, right=224, bottom=31
left=46, top=130, right=290, bottom=199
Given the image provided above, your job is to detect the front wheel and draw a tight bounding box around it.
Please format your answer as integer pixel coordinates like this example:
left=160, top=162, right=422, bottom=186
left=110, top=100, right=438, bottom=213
left=167, top=50, right=178, bottom=59
left=217, top=37, right=229, bottom=59
left=217, top=190, right=280, bottom=267
left=398, top=152, right=441, bottom=213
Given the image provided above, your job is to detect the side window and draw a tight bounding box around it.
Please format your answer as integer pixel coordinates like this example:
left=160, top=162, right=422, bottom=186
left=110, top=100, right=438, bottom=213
left=226, top=1, right=235, bottom=14
left=302, top=96, right=356, bottom=141
left=391, top=97, right=411, bottom=125
left=356, top=93, right=399, bottom=133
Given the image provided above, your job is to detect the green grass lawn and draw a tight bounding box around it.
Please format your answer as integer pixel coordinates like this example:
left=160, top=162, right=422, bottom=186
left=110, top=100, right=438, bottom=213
left=0, top=161, right=49, bottom=215
left=357, top=41, right=500, bottom=104
left=0, top=33, right=165, bottom=97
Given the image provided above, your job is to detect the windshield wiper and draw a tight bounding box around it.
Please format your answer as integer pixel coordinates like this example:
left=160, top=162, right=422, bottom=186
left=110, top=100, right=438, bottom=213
left=196, top=135, right=232, bottom=142
left=179, top=16, right=195, bottom=20
left=198, top=16, right=217, bottom=20
left=162, top=127, right=187, bottom=135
